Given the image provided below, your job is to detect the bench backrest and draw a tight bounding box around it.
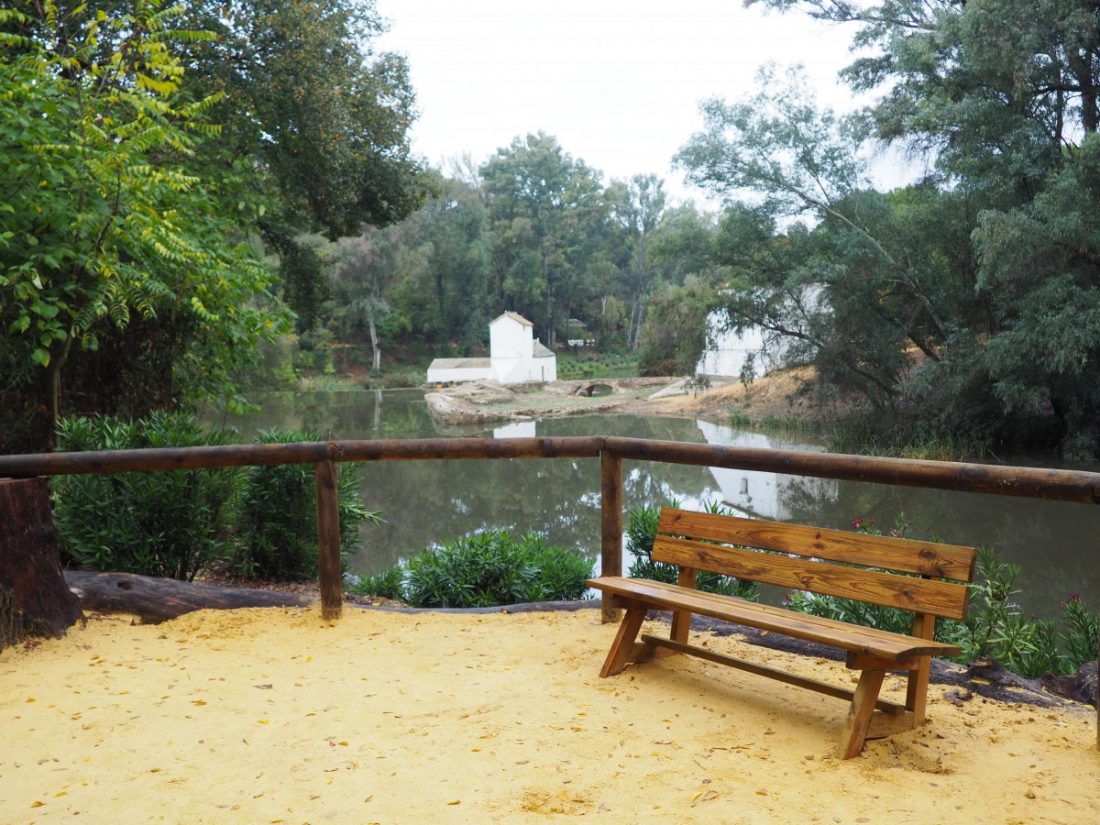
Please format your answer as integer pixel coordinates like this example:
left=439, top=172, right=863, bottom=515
left=653, top=509, right=976, bottom=620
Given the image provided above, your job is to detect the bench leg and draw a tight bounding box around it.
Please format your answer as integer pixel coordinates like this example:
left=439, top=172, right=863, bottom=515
left=905, top=613, right=936, bottom=726
left=905, top=654, right=931, bottom=726
left=599, top=607, right=648, bottom=678
left=839, top=668, right=887, bottom=759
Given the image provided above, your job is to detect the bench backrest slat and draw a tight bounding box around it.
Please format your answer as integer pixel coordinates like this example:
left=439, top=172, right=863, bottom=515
left=656, top=536, right=971, bottom=619
left=658, top=510, right=975, bottom=581
left=652, top=509, right=977, bottom=620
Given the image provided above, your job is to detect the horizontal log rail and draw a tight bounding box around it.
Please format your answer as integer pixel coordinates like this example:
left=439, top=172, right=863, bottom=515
left=1, top=435, right=1097, bottom=745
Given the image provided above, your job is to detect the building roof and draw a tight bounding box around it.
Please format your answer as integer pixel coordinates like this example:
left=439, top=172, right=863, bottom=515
left=532, top=341, right=555, bottom=358
left=427, top=357, right=492, bottom=370
left=491, top=311, right=533, bottom=327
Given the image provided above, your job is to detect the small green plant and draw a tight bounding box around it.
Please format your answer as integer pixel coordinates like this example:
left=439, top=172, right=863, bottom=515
left=1059, top=595, right=1099, bottom=672
left=948, top=547, right=1096, bottom=678
left=229, top=430, right=379, bottom=581
left=625, top=501, right=758, bottom=600
left=351, top=530, right=593, bottom=608
left=355, top=567, right=404, bottom=601
left=52, top=413, right=238, bottom=581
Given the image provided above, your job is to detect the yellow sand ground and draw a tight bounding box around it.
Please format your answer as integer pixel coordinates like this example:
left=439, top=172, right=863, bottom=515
left=1, top=607, right=1096, bottom=825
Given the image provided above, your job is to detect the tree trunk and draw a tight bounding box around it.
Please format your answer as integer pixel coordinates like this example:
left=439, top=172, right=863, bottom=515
left=368, top=314, right=381, bottom=372
left=0, top=477, right=83, bottom=649
left=64, top=571, right=313, bottom=623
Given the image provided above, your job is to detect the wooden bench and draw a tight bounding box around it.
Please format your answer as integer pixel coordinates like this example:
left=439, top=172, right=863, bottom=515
left=587, top=508, right=976, bottom=758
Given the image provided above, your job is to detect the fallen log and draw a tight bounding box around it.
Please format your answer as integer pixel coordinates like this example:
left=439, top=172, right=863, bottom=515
left=64, top=571, right=313, bottom=623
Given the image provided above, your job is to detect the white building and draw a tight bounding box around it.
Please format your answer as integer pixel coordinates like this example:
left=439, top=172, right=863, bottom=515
left=695, top=309, right=784, bottom=381
left=427, top=312, right=557, bottom=385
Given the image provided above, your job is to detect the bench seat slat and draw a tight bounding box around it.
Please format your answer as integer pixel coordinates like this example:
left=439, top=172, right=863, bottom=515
left=653, top=536, right=971, bottom=620
left=659, top=510, right=976, bottom=581
left=588, top=576, right=961, bottom=661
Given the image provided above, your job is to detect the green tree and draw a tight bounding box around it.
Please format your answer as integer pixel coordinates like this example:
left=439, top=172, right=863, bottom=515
left=607, top=174, right=668, bottom=351
left=745, top=0, right=1100, bottom=456
left=481, top=133, right=608, bottom=346
left=0, top=1, right=286, bottom=452
left=329, top=224, right=424, bottom=373
left=387, top=174, right=494, bottom=351
left=637, top=277, right=716, bottom=376
left=180, top=0, right=427, bottom=334
left=676, top=67, right=961, bottom=407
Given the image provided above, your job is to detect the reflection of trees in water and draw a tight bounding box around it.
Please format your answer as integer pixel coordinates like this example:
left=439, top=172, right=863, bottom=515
left=225, top=391, right=1098, bottom=619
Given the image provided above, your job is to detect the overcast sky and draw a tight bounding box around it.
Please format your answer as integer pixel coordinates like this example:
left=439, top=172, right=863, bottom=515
left=373, top=0, right=876, bottom=204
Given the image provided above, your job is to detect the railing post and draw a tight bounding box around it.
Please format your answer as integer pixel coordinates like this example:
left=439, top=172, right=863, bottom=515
left=315, top=459, right=342, bottom=621
left=600, top=449, right=623, bottom=624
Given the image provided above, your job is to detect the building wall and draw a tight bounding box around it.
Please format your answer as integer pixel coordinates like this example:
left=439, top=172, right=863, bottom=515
left=695, top=309, right=784, bottom=379
left=426, top=364, right=495, bottom=384
left=492, top=356, right=556, bottom=384
left=489, top=317, right=532, bottom=359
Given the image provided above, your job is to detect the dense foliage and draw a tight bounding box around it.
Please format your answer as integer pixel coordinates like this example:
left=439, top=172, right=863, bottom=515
left=0, top=0, right=422, bottom=453
left=51, top=417, right=376, bottom=582
left=7, top=0, right=1100, bottom=467
left=52, top=413, right=238, bottom=581
left=676, top=1, right=1100, bottom=458
left=353, top=530, right=593, bottom=608
left=230, top=430, right=378, bottom=581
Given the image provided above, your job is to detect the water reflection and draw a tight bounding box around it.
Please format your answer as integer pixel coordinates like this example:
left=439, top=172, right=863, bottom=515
left=218, top=390, right=1100, bottom=619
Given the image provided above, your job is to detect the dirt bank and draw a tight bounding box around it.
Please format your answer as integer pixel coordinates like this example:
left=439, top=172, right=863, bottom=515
left=425, top=367, right=832, bottom=427
left=2, top=607, right=1095, bottom=824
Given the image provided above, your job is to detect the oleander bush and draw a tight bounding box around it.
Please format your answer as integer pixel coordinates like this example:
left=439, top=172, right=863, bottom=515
left=785, top=517, right=1099, bottom=679
left=351, top=530, right=594, bottom=608
left=52, top=413, right=238, bottom=581
left=229, top=429, right=378, bottom=581
left=53, top=417, right=377, bottom=583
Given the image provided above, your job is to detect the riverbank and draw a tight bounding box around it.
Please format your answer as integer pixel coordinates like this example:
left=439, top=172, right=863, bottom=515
left=424, top=366, right=830, bottom=427
left=2, top=606, right=1095, bottom=824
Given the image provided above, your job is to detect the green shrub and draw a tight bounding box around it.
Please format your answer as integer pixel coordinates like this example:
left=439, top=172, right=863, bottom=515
left=352, top=530, right=593, bottom=608
left=947, top=547, right=1097, bottom=678
left=1059, top=595, right=1099, bottom=672
left=355, top=567, right=404, bottom=601
left=625, top=502, right=758, bottom=600
left=229, top=429, right=378, bottom=581
left=52, top=413, right=238, bottom=581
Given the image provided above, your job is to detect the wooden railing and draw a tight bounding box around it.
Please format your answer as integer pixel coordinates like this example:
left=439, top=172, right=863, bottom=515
left=2, top=435, right=1098, bottom=744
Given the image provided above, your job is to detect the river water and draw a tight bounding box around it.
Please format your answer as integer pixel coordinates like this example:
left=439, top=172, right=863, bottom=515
left=214, top=389, right=1100, bottom=620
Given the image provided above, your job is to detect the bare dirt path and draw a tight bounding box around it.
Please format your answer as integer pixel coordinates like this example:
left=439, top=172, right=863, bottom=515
left=2, top=606, right=1095, bottom=824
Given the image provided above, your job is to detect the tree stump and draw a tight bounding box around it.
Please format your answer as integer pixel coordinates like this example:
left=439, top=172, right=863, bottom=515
left=0, top=477, right=83, bottom=649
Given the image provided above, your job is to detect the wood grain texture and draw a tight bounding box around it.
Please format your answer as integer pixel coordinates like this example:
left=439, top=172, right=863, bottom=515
left=600, top=451, right=624, bottom=623
left=599, top=607, right=647, bottom=677
left=640, top=635, right=907, bottom=713
left=840, top=668, right=888, bottom=758
left=658, top=509, right=976, bottom=581
left=315, top=460, right=343, bottom=621
left=652, top=536, right=971, bottom=619
left=589, top=576, right=959, bottom=664
left=587, top=577, right=961, bottom=660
